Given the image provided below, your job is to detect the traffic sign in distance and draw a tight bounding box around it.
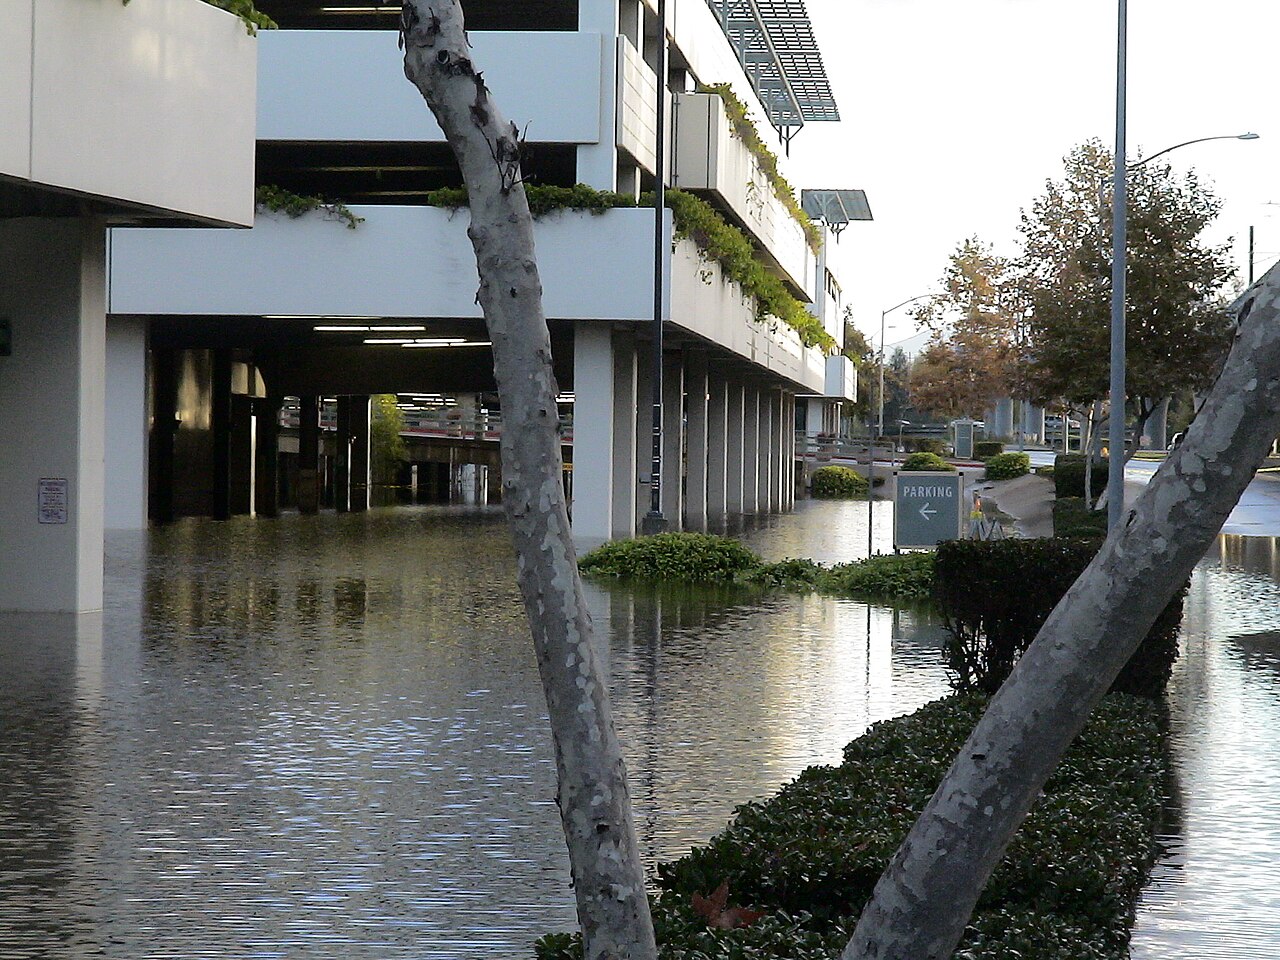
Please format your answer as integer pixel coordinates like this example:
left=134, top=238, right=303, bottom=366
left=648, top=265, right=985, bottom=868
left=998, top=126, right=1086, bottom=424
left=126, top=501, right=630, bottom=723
left=895, top=471, right=963, bottom=549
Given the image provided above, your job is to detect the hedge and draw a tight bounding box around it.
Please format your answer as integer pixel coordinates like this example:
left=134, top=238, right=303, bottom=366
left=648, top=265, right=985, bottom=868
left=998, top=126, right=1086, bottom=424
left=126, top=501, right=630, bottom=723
left=579, top=534, right=935, bottom=603
left=901, top=451, right=955, bottom=472
left=535, top=693, right=1167, bottom=960
left=984, top=452, right=1031, bottom=481
left=974, top=440, right=1005, bottom=459
left=1054, top=454, right=1110, bottom=500
left=901, top=436, right=946, bottom=455
left=933, top=538, right=1183, bottom=698
left=809, top=465, right=868, bottom=499
left=1053, top=497, right=1109, bottom=538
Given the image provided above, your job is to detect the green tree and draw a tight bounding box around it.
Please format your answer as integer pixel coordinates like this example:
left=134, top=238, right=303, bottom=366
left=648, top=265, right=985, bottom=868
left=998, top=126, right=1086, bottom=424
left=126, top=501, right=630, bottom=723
left=370, top=395, right=408, bottom=487
left=841, top=313, right=875, bottom=418
left=1018, top=140, right=1235, bottom=458
left=909, top=238, right=1016, bottom=420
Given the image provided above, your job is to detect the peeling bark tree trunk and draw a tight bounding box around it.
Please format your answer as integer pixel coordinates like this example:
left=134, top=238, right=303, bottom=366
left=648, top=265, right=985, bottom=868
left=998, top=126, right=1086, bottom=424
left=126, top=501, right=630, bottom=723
left=844, top=265, right=1280, bottom=959
left=401, top=6, right=658, bottom=959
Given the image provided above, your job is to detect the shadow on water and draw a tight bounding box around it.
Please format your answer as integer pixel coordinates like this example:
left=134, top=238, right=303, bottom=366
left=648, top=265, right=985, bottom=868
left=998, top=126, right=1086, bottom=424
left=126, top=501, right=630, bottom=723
left=0, top=504, right=951, bottom=959
left=1131, top=534, right=1280, bottom=959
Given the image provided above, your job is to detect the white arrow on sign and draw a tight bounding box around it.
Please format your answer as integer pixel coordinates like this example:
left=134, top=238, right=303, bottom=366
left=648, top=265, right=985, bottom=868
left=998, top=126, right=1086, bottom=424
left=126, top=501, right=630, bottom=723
left=919, top=502, right=937, bottom=521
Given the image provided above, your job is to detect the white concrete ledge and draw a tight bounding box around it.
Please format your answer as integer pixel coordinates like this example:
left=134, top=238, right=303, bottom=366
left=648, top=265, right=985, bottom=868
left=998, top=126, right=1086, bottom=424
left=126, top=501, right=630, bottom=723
left=109, top=203, right=828, bottom=391
left=1, top=0, right=256, bottom=226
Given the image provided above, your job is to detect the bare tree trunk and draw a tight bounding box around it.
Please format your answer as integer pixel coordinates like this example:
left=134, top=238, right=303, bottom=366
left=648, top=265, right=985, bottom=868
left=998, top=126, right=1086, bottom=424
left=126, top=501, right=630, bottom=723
left=844, top=266, right=1280, bottom=959
left=401, top=6, right=658, bottom=959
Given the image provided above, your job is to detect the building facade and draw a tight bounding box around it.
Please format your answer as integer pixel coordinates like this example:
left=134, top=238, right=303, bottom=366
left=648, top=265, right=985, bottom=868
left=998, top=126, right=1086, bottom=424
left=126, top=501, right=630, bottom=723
left=106, top=0, right=862, bottom=546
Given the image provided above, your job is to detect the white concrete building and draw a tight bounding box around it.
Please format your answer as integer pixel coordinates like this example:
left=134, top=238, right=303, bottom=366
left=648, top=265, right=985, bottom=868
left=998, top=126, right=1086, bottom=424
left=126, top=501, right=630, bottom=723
left=0, top=0, right=256, bottom=612
left=106, top=0, right=863, bottom=545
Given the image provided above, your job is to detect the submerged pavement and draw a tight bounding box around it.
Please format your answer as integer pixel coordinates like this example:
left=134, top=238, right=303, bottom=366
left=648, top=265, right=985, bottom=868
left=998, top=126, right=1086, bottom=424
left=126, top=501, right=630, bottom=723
left=981, top=455, right=1280, bottom=539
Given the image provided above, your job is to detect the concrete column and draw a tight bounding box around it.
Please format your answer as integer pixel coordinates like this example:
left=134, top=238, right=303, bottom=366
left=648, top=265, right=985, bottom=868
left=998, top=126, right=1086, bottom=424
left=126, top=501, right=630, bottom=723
left=741, top=385, right=760, bottom=514
left=104, top=317, right=149, bottom=530
left=211, top=349, right=232, bottom=520
left=577, top=0, right=619, bottom=191
left=759, top=389, right=776, bottom=513
left=1147, top=398, right=1170, bottom=450
left=780, top=392, right=793, bottom=511
left=255, top=396, right=282, bottom=518
left=0, top=219, right=106, bottom=612
left=148, top=347, right=178, bottom=524
left=611, top=330, right=638, bottom=539
left=724, top=381, right=745, bottom=514
left=706, top=373, right=729, bottom=522
left=348, top=395, right=371, bottom=512
left=684, top=352, right=710, bottom=531
left=229, top=394, right=254, bottom=516
left=334, top=395, right=355, bottom=513
left=572, top=322, right=614, bottom=545
left=297, top=394, right=320, bottom=514
left=661, top=351, right=684, bottom=526
left=634, top=340, right=655, bottom=529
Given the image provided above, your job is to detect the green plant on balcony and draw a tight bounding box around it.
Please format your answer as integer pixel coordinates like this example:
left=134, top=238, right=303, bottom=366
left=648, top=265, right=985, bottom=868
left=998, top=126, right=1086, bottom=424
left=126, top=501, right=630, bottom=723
left=422, top=184, right=836, bottom=352
left=121, top=0, right=276, bottom=34
left=255, top=185, right=364, bottom=230
left=695, top=83, right=824, bottom=253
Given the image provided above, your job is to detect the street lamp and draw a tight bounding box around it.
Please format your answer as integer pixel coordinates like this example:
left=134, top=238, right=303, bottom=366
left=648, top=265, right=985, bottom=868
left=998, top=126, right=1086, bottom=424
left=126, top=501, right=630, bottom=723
left=878, top=294, right=935, bottom=436
left=868, top=293, right=935, bottom=558
left=1107, top=1, right=1259, bottom=529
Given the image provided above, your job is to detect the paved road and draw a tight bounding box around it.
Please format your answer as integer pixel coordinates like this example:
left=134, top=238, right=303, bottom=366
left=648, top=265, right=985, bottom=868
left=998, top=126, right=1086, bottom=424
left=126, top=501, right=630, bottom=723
left=1123, top=458, right=1280, bottom=536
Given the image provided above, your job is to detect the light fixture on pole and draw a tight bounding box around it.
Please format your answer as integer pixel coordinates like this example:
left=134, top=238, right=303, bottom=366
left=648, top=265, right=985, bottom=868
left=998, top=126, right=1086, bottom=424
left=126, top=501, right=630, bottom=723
left=1106, top=0, right=1259, bottom=531
left=868, top=293, right=935, bottom=559
left=641, top=0, right=669, bottom=535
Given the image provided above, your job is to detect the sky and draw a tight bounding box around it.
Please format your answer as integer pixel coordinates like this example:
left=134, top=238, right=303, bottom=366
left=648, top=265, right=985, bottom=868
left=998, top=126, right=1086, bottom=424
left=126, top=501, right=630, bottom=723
left=782, top=0, right=1279, bottom=353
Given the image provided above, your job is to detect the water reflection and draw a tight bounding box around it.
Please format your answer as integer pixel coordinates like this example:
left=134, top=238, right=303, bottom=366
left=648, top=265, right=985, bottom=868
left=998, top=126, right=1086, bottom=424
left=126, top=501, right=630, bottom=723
left=1131, top=535, right=1280, bottom=958
left=0, top=507, right=950, bottom=958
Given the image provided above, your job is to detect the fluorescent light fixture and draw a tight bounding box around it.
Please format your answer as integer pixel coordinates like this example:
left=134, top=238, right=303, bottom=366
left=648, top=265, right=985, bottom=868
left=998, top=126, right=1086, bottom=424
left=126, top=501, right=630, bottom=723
left=370, top=325, right=426, bottom=332
left=401, top=340, right=493, bottom=349
left=555, top=394, right=576, bottom=403
left=272, top=315, right=378, bottom=320
left=363, top=338, right=417, bottom=345
left=316, top=325, right=370, bottom=332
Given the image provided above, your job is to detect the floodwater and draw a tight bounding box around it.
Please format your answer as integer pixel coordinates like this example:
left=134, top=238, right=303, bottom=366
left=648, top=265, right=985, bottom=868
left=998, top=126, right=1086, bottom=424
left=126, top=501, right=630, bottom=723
left=0, top=502, right=1275, bottom=957
left=0, top=502, right=948, bottom=959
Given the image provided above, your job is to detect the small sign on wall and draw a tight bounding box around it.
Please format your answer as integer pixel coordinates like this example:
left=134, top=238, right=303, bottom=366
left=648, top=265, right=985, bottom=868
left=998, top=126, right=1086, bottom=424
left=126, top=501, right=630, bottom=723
left=38, top=478, right=69, bottom=524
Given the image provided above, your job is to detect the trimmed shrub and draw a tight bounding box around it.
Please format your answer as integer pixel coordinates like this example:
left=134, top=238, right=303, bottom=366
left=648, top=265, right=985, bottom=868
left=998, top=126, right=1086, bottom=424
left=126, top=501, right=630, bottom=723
left=902, top=436, right=945, bottom=455
left=984, top=452, right=1031, bottom=481
left=579, top=535, right=936, bottom=605
left=900, top=451, right=955, bottom=472
left=810, top=465, right=868, bottom=499
left=933, top=538, right=1183, bottom=697
left=1054, top=454, right=1110, bottom=499
left=821, top=552, right=935, bottom=603
left=578, top=533, right=759, bottom=582
left=1053, top=497, right=1109, bottom=538
left=536, top=693, right=1167, bottom=960
left=974, top=440, right=1005, bottom=459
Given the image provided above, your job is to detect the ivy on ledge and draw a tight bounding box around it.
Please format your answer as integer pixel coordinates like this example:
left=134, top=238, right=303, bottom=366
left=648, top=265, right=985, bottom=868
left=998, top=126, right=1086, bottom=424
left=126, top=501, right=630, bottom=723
left=423, top=184, right=836, bottom=352
left=696, top=83, right=824, bottom=254
left=255, top=185, right=363, bottom=230
left=121, top=0, right=276, bottom=34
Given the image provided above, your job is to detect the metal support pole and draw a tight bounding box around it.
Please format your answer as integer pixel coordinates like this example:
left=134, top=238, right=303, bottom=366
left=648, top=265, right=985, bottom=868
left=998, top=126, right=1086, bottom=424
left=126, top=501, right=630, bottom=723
left=642, top=0, right=669, bottom=535
left=877, top=309, right=887, bottom=437
left=1107, top=0, right=1128, bottom=531
left=866, top=418, right=875, bottom=559
left=1250, top=225, right=1256, bottom=286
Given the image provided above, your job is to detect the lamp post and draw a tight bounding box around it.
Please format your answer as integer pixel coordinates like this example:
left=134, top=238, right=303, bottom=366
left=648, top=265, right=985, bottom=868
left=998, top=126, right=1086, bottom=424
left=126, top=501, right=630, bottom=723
left=1107, top=1, right=1260, bottom=530
left=641, top=0, right=669, bottom=534
left=868, top=293, right=935, bottom=558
